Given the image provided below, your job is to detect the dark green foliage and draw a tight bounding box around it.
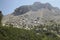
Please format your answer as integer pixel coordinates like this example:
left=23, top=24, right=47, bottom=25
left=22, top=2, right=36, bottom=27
left=0, top=11, right=3, bottom=24
left=0, top=26, right=60, bottom=40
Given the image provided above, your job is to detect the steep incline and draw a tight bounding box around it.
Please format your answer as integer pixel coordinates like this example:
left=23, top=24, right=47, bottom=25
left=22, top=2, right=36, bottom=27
left=2, top=2, right=60, bottom=29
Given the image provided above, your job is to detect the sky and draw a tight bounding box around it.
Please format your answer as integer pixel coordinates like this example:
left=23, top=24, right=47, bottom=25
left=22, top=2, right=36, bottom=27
left=0, top=0, right=60, bottom=15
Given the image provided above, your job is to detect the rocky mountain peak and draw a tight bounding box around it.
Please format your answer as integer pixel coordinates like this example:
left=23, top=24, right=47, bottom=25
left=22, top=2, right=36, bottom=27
left=2, top=2, right=60, bottom=29
left=13, top=2, right=53, bottom=16
left=45, top=3, right=51, bottom=6
left=33, top=2, right=42, bottom=5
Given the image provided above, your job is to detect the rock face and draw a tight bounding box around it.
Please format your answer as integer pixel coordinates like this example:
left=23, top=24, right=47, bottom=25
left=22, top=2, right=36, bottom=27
left=2, top=2, right=60, bottom=29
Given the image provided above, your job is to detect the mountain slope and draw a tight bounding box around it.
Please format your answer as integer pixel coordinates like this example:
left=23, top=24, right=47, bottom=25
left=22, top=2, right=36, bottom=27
left=2, top=2, right=60, bottom=29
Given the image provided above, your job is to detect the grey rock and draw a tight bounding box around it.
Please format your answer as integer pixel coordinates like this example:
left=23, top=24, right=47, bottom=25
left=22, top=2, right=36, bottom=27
left=2, top=2, right=60, bottom=29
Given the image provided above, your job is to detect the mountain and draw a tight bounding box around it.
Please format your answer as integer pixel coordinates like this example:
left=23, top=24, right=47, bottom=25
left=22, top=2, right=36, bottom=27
left=2, top=2, right=60, bottom=29
left=12, top=2, right=54, bottom=16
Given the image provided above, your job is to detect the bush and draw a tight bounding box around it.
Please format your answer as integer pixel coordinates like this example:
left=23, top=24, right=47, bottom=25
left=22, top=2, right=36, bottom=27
left=0, top=26, right=60, bottom=40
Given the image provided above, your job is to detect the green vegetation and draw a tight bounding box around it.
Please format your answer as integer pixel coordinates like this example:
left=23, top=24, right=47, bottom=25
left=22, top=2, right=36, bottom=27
left=0, top=26, right=60, bottom=40
left=0, top=11, right=3, bottom=24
